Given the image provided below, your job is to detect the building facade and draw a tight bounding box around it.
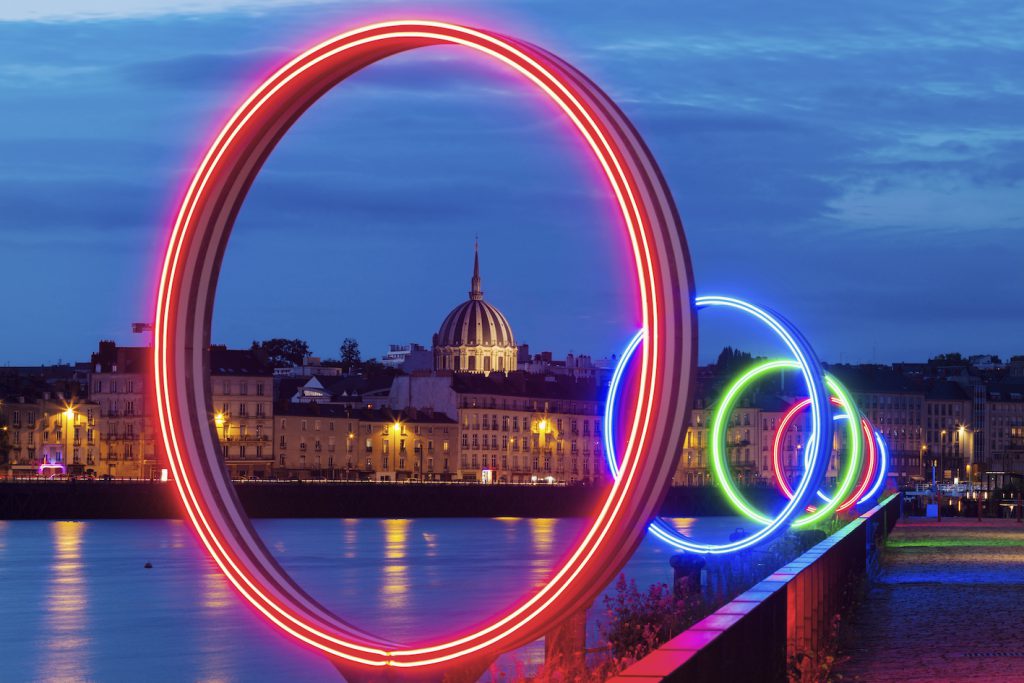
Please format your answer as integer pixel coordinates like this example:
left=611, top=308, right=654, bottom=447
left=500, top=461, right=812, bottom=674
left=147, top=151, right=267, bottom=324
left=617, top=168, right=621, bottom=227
left=391, top=372, right=604, bottom=484
left=89, top=342, right=158, bottom=478
left=0, top=397, right=100, bottom=477
left=210, top=347, right=275, bottom=479
left=275, top=404, right=456, bottom=481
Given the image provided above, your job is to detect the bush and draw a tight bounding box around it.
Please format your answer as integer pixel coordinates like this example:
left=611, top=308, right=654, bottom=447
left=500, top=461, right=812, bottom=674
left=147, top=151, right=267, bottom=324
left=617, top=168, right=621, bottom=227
left=601, top=574, right=708, bottom=662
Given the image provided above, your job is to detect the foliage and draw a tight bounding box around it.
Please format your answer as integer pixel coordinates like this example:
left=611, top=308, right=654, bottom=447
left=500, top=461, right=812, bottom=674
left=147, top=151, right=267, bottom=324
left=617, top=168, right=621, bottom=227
left=601, top=575, right=708, bottom=662
left=250, top=338, right=310, bottom=368
left=715, top=346, right=754, bottom=374
left=339, top=337, right=362, bottom=372
left=788, top=613, right=847, bottom=683
left=788, top=561, right=864, bottom=682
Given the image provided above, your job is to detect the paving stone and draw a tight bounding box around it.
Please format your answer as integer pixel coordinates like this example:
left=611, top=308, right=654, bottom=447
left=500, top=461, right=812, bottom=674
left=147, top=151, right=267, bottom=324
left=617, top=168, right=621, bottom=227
left=835, top=518, right=1024, bottom=682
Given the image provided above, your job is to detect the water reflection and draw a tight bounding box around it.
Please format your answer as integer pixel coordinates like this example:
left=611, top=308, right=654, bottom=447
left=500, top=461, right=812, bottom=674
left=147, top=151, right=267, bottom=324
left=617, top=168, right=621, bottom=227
left=527, top=518, right=556, bottom=587
left=0, top=517, right=754, bottom=681
left=343, top=519, right=358, bottom=559
left=381, top=519, right=410, bottom=609
left=38, top=522, right=89, bottom=682
left=198, top=569, right=234, bottom=681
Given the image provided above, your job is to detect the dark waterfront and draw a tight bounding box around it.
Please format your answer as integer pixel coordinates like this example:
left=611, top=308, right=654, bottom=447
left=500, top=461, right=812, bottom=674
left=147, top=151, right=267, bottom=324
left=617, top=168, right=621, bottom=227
left=0, top=516, right=748, bottom=682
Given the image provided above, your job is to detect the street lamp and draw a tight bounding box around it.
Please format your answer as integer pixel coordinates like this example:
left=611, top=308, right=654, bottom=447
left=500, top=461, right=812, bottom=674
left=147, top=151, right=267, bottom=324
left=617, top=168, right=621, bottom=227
left=958, top=424, right=966, bottom=481
left=391, top=421, right=402, bottom=481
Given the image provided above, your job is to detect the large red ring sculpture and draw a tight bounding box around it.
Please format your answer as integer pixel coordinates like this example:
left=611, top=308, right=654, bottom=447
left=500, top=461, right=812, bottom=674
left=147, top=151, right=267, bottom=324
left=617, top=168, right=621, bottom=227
left=153, top=20, right=696, bottom=674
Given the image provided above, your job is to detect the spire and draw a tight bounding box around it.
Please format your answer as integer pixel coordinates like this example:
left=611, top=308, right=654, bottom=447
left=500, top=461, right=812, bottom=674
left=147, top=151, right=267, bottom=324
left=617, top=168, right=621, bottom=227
left=469, top=238, right=483, bottom=300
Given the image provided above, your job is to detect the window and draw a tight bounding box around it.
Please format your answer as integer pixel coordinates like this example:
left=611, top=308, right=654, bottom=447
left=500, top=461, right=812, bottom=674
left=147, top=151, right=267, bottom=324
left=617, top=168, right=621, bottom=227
left=256, top=383, right=265, bottom=396
left=240, top=382, right=248, bottom=396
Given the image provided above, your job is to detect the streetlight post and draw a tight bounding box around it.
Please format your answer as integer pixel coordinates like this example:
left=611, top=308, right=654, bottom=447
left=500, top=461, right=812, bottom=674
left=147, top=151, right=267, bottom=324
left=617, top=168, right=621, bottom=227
left=939, top=430, right=947, bottom=521
left=64, top=407, right=75, bottom=478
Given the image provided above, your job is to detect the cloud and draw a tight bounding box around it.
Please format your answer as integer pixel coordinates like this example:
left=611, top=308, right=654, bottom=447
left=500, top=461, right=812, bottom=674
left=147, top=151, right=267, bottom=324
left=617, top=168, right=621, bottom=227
left=0, top=0, right=1022, bottom=364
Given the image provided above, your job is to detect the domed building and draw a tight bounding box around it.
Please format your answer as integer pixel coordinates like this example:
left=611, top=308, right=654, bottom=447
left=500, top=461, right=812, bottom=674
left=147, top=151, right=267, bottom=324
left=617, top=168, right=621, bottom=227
left=433, top=244, right=517, bottom=375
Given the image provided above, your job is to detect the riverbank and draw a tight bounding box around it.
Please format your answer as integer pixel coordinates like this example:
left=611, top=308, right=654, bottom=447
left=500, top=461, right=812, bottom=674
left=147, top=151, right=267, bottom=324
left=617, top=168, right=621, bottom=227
left=0, top=481, right=786, bottom=519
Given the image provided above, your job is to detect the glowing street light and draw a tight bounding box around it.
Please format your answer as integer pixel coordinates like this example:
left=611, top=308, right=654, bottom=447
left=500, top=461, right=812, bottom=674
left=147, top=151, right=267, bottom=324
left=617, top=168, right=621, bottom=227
left=214, top=412, right=226, bottom=428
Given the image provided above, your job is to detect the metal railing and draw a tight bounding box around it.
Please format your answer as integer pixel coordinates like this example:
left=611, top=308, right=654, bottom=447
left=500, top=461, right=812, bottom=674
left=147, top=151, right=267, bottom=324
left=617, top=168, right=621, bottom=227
left=610, top=492, right=901, bottom=682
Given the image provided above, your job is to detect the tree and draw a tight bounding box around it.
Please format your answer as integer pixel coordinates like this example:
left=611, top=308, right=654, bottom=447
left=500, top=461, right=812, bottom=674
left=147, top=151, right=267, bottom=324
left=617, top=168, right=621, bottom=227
left=340, top=338, right=362, bottom=372
left=250, top=338, right=310, bottom=368
left=929, top=352, right=965, bottom=364
left=715, top=346, right=753, bottom=374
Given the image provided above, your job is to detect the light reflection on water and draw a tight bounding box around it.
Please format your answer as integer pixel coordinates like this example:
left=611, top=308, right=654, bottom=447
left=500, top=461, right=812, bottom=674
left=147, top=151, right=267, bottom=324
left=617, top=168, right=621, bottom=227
left=38, top=522, right=89, bottom=683
left=381, top=519, right=410, bottom=609
left=0, top=516, right=746, bottom=682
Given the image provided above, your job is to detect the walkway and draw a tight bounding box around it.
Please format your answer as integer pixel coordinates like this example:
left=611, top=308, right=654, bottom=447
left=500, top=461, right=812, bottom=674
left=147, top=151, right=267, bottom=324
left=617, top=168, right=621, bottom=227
left=836, top=517, right=1024, bottom=682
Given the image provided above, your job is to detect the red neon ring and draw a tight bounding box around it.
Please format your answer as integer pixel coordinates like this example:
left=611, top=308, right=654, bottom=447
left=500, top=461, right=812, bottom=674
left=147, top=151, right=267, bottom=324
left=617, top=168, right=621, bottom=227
left=152, top=20, right=696, bottom=673
left=772, top=397, right=877, bottom=512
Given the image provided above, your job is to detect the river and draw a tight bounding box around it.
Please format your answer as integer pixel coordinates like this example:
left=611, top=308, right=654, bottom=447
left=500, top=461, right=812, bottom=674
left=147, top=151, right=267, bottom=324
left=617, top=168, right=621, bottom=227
left=0, top=516, right=752, bottom=682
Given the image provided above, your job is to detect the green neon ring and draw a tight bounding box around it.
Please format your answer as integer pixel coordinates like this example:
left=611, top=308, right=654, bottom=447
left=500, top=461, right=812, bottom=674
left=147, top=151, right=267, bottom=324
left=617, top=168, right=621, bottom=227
left=709, top=360, right=863, bottom=527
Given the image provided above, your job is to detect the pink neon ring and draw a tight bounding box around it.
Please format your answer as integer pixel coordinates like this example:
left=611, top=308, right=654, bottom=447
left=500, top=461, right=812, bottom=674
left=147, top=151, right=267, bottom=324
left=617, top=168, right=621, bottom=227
left=153, top=20, right=696, bottom=674
left=772, top=397, right=877, bottom=512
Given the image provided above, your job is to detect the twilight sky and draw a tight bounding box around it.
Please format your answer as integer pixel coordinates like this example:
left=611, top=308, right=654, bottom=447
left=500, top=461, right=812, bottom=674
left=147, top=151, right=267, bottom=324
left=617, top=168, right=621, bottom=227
left=1, top=0, right=1022, bottom=365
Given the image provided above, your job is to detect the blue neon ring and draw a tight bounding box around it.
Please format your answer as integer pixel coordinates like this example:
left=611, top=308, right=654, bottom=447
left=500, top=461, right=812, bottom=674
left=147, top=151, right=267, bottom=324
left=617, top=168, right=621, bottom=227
left=857, top=431, right=888, bottom=505
left=810, top=417, right=887, bottom=507
left=604, top=295, right=833, bottom=554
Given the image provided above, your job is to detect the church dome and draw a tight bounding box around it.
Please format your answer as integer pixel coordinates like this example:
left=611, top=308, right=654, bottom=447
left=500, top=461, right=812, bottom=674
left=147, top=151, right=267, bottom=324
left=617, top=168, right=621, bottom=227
left=436, top=300, right=515, bottom=348
left=433, top=244, right=518, bottom=375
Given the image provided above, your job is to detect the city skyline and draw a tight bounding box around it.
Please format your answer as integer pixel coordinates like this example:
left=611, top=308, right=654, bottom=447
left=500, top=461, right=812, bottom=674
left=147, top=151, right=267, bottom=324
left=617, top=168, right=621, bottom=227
left=2, top=1, right=1022, bottom=366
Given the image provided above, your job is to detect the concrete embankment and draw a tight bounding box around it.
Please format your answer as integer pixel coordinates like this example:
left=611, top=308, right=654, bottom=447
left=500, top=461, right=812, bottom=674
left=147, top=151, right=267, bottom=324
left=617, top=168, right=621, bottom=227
left=0, top=481, right=786, bottom=519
